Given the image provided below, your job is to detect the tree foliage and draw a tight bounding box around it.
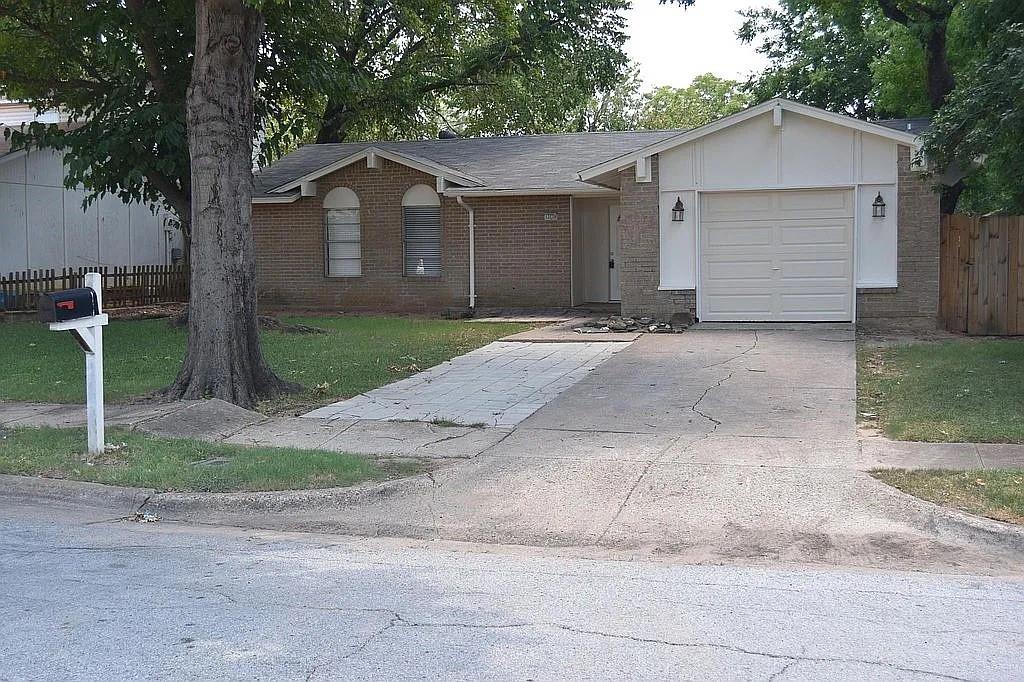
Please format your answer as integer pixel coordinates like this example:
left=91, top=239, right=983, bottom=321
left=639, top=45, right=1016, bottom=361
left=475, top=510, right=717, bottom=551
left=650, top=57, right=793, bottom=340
left=923, top=6, right=1024, bottom=213
left=0, top=0, right=194, bottom=227
left=0, top=0, right=635, bottom=223
left=638, top=74, right=751, bottom=130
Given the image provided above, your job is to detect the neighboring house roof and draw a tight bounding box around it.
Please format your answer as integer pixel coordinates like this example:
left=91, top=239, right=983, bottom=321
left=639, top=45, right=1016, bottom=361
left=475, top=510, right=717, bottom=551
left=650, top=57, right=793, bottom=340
left=874, top=118, right=932, bottom=135
left=577, top=99, right=923, bottom=183
left=253, top=130, right=682, bottom=200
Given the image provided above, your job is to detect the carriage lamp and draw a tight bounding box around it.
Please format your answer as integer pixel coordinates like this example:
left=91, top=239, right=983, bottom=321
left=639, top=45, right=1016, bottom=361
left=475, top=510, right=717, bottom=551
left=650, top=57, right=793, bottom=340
left=671, top=197, right=685, bottom=222
left=872, top=192, right=886, bottom=218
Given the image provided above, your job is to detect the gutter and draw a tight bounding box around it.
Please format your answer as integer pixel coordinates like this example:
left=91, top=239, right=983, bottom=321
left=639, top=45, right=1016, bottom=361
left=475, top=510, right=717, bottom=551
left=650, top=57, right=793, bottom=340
left=456, top=195, right=476, bottom=310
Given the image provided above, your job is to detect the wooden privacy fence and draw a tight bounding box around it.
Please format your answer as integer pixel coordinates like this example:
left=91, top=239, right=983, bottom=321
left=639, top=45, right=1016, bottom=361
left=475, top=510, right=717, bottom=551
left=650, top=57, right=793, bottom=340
left=0, top=265, right=188, bottom=312
left=941, top=214, right=1024, bottom=335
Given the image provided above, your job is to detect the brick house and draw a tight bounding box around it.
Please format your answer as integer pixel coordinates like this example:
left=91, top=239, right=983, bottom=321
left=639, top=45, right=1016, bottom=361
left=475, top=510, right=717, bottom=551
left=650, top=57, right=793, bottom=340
left=252, top=99, right=938, bottom=325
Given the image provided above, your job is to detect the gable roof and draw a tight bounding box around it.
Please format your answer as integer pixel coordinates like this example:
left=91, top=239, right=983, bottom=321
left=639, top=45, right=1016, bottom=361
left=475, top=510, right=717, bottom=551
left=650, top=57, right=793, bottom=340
left=253, top=129, right=681, bottom=199
left=577, top=98, right=923, bottom=182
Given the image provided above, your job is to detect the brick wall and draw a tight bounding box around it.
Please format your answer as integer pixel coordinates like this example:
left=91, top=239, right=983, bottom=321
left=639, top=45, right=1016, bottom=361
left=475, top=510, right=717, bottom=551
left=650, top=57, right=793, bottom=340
left=618, top=156, right=696, bottom=319
left=857, top=145, right=941, bottom=325
left=252, top=158, right=572, bottom=311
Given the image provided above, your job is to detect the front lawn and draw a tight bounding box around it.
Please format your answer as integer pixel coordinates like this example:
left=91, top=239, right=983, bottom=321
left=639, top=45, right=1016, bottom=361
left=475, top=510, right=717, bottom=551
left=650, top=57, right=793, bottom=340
left=0, top=315, right=531, bottom=413
left=0, top=426, right=424, bottom=492
left=872, top=469, right=1024, bottom=525
left=858, top=339, right=1024, bottom=443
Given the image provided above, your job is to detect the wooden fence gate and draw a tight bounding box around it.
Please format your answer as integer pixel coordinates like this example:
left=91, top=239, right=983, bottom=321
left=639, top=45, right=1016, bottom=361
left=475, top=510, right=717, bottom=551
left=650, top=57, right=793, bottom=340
left=941, top=214, right=1024, bottom=335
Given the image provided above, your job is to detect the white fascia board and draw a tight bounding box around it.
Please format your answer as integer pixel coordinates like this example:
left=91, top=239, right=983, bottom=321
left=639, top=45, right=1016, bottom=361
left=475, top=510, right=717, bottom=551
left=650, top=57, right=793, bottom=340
left=443, top=186, right=618, bottom=198
left=251, top=193, right=301, bottom=204
left=577, top=98, right=921, bottom=182
left=268, top=146, right=484, bottom=194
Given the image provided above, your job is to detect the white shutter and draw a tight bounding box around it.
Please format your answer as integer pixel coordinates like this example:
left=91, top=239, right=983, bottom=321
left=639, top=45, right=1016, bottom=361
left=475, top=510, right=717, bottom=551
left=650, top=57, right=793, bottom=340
left=403, top=206, right=441, bottom=276
left=326, top=208, right=361, bottom=277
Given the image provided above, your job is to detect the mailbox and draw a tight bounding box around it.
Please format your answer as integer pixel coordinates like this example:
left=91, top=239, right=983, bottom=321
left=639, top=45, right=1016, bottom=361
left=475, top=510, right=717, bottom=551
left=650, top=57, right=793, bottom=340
left=38, top=288, right=100, bottom=323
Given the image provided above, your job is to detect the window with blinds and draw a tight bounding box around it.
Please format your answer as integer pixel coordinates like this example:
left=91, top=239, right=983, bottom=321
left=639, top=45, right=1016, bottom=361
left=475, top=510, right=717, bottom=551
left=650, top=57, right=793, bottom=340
left=403, top=206, right=441, bottom=276
left=325, top=207, right=361, bottom=277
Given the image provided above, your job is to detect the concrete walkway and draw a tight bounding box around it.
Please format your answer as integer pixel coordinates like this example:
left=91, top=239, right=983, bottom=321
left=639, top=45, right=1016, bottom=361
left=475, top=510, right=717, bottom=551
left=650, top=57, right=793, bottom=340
left=303, top=340, right=627, bottom=427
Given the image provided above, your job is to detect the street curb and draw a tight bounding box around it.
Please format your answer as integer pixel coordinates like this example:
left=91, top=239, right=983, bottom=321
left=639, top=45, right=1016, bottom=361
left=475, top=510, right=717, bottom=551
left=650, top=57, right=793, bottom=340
left=0, top=474, right=155, bottom=515
left=864, top=475, right=1024, bottom=555
left=0, top=470, right=438, bottom=519
left=142, top=472, right=439, bottom=517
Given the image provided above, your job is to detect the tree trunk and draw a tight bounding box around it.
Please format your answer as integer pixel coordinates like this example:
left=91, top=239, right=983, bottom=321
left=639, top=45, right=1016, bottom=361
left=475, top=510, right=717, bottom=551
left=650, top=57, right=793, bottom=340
left=166, top=0, right=298, bottom=407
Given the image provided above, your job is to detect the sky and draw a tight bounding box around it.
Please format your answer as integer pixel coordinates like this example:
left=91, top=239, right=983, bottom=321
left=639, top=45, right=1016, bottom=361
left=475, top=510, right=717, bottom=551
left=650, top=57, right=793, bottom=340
left=624, top=0, right=777, bottom=89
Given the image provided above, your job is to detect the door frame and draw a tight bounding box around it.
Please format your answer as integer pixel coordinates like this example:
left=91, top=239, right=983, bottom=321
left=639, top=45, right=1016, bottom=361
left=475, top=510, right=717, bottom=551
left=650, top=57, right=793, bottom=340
left=608, top=202, right=621, bottom=302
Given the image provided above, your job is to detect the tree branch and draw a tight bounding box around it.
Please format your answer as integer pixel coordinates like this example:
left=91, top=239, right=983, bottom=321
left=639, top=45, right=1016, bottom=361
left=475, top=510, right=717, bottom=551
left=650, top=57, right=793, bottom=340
left=124, top=0, right=169, bottom=99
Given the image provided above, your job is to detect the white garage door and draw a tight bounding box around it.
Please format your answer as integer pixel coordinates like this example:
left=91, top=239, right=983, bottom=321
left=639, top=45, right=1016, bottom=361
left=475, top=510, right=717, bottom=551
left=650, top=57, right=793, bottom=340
left=699, top=189, right=854, bottom=322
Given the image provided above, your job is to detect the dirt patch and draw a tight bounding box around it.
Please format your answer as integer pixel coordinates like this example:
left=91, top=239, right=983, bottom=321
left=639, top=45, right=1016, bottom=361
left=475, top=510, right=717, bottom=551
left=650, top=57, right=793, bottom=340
left=168, top=309, right=327, bottom=334
left=106, top=303, right=187, bottom=321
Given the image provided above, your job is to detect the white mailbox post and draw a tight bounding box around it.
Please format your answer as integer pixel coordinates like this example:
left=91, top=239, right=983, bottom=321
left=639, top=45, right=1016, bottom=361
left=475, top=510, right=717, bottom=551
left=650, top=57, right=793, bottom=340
left=48, top=272, right=109, bottom=454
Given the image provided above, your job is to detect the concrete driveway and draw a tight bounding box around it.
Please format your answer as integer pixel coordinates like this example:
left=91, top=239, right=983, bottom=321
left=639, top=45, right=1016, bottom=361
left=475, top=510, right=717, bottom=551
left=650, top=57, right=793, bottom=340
left=153, top=325, right=1024, bottom=574
left=514, top=324, right=857, bottom=460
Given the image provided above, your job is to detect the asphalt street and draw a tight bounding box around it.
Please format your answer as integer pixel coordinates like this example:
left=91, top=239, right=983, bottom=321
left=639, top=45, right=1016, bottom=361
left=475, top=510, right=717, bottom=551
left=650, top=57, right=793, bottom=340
left=2, top=499, right=1022, bottom=681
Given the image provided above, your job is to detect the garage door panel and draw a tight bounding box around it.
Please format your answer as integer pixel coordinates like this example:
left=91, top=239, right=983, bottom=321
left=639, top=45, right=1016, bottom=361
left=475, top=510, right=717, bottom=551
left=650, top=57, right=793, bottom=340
left=775, top=189, right=852, bottom=217
left=701, top=192, right=775, bottom=221
left=703, top=223, right=772, bottom=247
left=780, top=293, right=852, bottom=317
left=779, top=222, right=849, bottom=246
left=699, top=189, right=854, bottom=322
left=704, top=258, right=774, bottom=282
left=779, top=258, right=849, bottom=279
left=704, top=293, right=773, bottom=315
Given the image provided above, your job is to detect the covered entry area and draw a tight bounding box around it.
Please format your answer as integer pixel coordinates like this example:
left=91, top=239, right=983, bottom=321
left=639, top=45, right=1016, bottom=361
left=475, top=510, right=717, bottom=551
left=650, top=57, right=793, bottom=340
left=699, top=188, right=855, bottom=322
left=572, top=196, right=621, bottom=305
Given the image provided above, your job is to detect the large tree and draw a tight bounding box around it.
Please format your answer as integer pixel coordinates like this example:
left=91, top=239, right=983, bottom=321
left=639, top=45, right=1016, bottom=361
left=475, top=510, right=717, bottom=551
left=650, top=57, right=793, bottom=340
left=259, top=0, right=631, bottom=146
left=0, top=0, right=645, bottom=406
left=923, top=3, right=1024, bottom=214
left=168, top=0, right=295, bottom=405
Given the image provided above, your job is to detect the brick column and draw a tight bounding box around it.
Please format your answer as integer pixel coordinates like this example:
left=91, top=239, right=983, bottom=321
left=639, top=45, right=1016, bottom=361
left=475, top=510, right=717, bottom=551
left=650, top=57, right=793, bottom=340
left=857, top=145, right=941, bottom=326
left=619, top=156, right=696, bottom=319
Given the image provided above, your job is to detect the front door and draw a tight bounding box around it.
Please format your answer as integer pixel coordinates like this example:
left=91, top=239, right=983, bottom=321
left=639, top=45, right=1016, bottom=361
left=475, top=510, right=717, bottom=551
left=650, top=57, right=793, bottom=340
left=608, top=203, right=621, bottom=302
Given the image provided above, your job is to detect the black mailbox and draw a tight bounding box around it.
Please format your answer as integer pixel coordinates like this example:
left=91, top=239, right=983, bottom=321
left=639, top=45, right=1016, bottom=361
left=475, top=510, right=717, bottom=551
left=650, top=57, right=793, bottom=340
left=38, top=288, right=99, bottom=323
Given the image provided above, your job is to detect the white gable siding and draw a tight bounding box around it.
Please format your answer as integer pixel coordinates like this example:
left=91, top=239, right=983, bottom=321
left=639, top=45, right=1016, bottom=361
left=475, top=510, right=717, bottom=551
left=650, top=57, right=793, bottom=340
left=657, top=109, right=899, bottom=290
left=0, top=148, right=182, bottom=274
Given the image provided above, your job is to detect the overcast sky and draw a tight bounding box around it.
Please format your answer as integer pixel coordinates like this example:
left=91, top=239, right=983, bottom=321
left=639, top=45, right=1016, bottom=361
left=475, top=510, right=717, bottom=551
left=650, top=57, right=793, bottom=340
left=624, top=0, right=777, bottom=89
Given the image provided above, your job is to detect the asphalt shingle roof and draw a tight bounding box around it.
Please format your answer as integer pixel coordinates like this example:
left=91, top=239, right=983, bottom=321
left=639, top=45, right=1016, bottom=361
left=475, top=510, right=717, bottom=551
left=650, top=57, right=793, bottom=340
left=873, top=118, right=931, bottom=135
left=253, top=130, right=683, bottom=197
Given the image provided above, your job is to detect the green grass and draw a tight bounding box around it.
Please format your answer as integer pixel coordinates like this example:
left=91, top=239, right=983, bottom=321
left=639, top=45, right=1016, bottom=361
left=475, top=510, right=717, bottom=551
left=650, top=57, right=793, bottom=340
left=858, top=339, right=1024, bottom=443
left=872, top=469, right=1024, bottom=525
left=0, top=426, right=425, bottom=492
left=0, top=316, right=531, bottom=413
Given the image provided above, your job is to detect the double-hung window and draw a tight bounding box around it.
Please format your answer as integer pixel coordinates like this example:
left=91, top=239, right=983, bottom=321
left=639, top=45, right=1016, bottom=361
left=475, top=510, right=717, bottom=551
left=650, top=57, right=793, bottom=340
left=323, top=187, right=361, bottom=277
left=401, top=184, right=442, bottom=276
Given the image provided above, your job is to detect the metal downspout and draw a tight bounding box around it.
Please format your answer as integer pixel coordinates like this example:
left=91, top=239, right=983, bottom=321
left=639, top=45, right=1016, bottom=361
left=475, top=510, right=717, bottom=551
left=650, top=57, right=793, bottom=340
left=456, top=195, right=476, bottom=309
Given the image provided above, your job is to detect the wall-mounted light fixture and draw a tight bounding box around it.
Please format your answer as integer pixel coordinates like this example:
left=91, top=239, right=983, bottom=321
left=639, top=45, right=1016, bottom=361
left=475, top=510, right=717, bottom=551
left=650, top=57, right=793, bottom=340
left=872, top=192, right=886, bottom=218
left=671, top=197, right=685, bottom=222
